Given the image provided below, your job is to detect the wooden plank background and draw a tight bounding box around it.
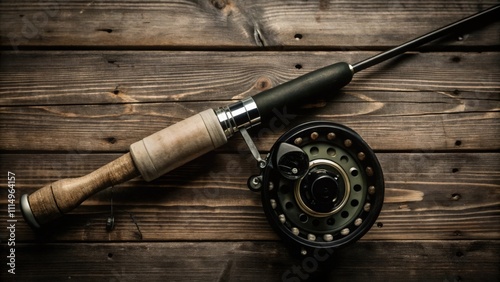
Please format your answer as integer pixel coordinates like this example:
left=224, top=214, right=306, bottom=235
left=1, top=0, right=499, bottom=281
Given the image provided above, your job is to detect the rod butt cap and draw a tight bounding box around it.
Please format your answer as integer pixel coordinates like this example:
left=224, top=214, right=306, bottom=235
left=21, top=194, right=41, bottom=229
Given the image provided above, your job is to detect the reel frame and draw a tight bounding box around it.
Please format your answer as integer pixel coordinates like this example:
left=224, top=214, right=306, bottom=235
left=247, top=121, right=384, bottom=255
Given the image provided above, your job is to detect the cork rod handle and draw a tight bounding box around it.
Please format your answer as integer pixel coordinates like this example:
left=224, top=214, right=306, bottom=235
left=21, top=109, right=227, bottom=228
left=21, top=153, right=139, bottom=228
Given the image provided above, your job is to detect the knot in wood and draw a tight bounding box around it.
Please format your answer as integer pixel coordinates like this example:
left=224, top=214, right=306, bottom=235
left=211, top=0, right=229, bottom=10
left=254, top=76, right=272, bottom=91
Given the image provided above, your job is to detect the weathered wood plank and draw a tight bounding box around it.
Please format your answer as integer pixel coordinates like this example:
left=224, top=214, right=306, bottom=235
left=1, top=95, right=498, bottom=152
left=1, top=0, right=499, bottom=49
left=1, top=51, right=498, bottom=151
left=2, top=241, right=498, bottom=281
left=1, top=153, right=498, bottom=242
left=0, top=0, right=497, bottom=280
left=1, top=51, right=499, bottom=106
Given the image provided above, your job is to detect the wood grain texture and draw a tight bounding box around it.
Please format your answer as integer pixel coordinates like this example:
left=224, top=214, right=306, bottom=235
left=1, top=97, right=498, bottom=152
left=0, top=0, right=499, bottom=281
left=2, top=241, right=499, bottom=281
left=1, top=51, right=499, bottom=106
left=1, top=51, right=498, bottom=151
left=1, top=152, right=498, bottom=242
left=1, top=0, right=499, bottom=49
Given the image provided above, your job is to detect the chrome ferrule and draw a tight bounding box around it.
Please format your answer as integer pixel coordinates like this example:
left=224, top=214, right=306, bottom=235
left=215, top=97, right=261, bottom=138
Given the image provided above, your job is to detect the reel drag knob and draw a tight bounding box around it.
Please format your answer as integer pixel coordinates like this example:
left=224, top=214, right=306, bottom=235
left=276, top=143, right=309, bottom=180
left=299, top=168, right=344, bottom=214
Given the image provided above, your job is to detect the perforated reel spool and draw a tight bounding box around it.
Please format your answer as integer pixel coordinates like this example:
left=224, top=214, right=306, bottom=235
left=260, top=121, right=384, bottom=255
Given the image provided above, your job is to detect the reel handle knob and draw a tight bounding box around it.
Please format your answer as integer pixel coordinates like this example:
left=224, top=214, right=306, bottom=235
left=276, top=142, right=309, bottom=180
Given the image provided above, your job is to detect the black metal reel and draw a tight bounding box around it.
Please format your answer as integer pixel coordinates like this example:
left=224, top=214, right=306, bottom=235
left=248, top=121, right=384, bottom=256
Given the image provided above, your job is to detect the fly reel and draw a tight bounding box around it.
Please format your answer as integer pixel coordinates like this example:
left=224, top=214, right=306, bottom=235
left=247, top=121, right=384, bottom=256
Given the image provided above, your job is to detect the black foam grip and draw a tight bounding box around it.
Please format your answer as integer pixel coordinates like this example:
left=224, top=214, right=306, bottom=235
left=252, top=62, right=353, bottom=121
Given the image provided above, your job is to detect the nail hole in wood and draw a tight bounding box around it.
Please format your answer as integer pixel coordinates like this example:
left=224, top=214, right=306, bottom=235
left=294, top=33, right=302, bottom=40
left=452, top=168, right=459, bottom=173
left=295, top=64, right=302, bottom=69
left=106, top=137, right=117, bottom=144
left=97, top=28, right=113, bottom=33
left=455, top=140, right=462, bottom=146
left=377, top=222, right=383, bottom=228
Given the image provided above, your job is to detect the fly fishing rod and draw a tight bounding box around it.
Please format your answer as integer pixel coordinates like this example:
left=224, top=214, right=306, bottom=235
left=21, top=4, right=499, bottom=254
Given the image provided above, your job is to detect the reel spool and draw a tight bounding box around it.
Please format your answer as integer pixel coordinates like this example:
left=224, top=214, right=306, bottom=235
left=247, top=121, right=384, bottom=256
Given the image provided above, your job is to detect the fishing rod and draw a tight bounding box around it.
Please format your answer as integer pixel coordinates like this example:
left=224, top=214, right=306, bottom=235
left=21, top=4, right=499, bottom=254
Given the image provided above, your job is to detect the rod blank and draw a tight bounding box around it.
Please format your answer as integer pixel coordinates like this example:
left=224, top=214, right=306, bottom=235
left=352, top=4, right=500, bottom=73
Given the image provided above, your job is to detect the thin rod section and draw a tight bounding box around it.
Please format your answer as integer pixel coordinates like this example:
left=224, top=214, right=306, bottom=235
left=351, top=4, right=500, bottom=73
